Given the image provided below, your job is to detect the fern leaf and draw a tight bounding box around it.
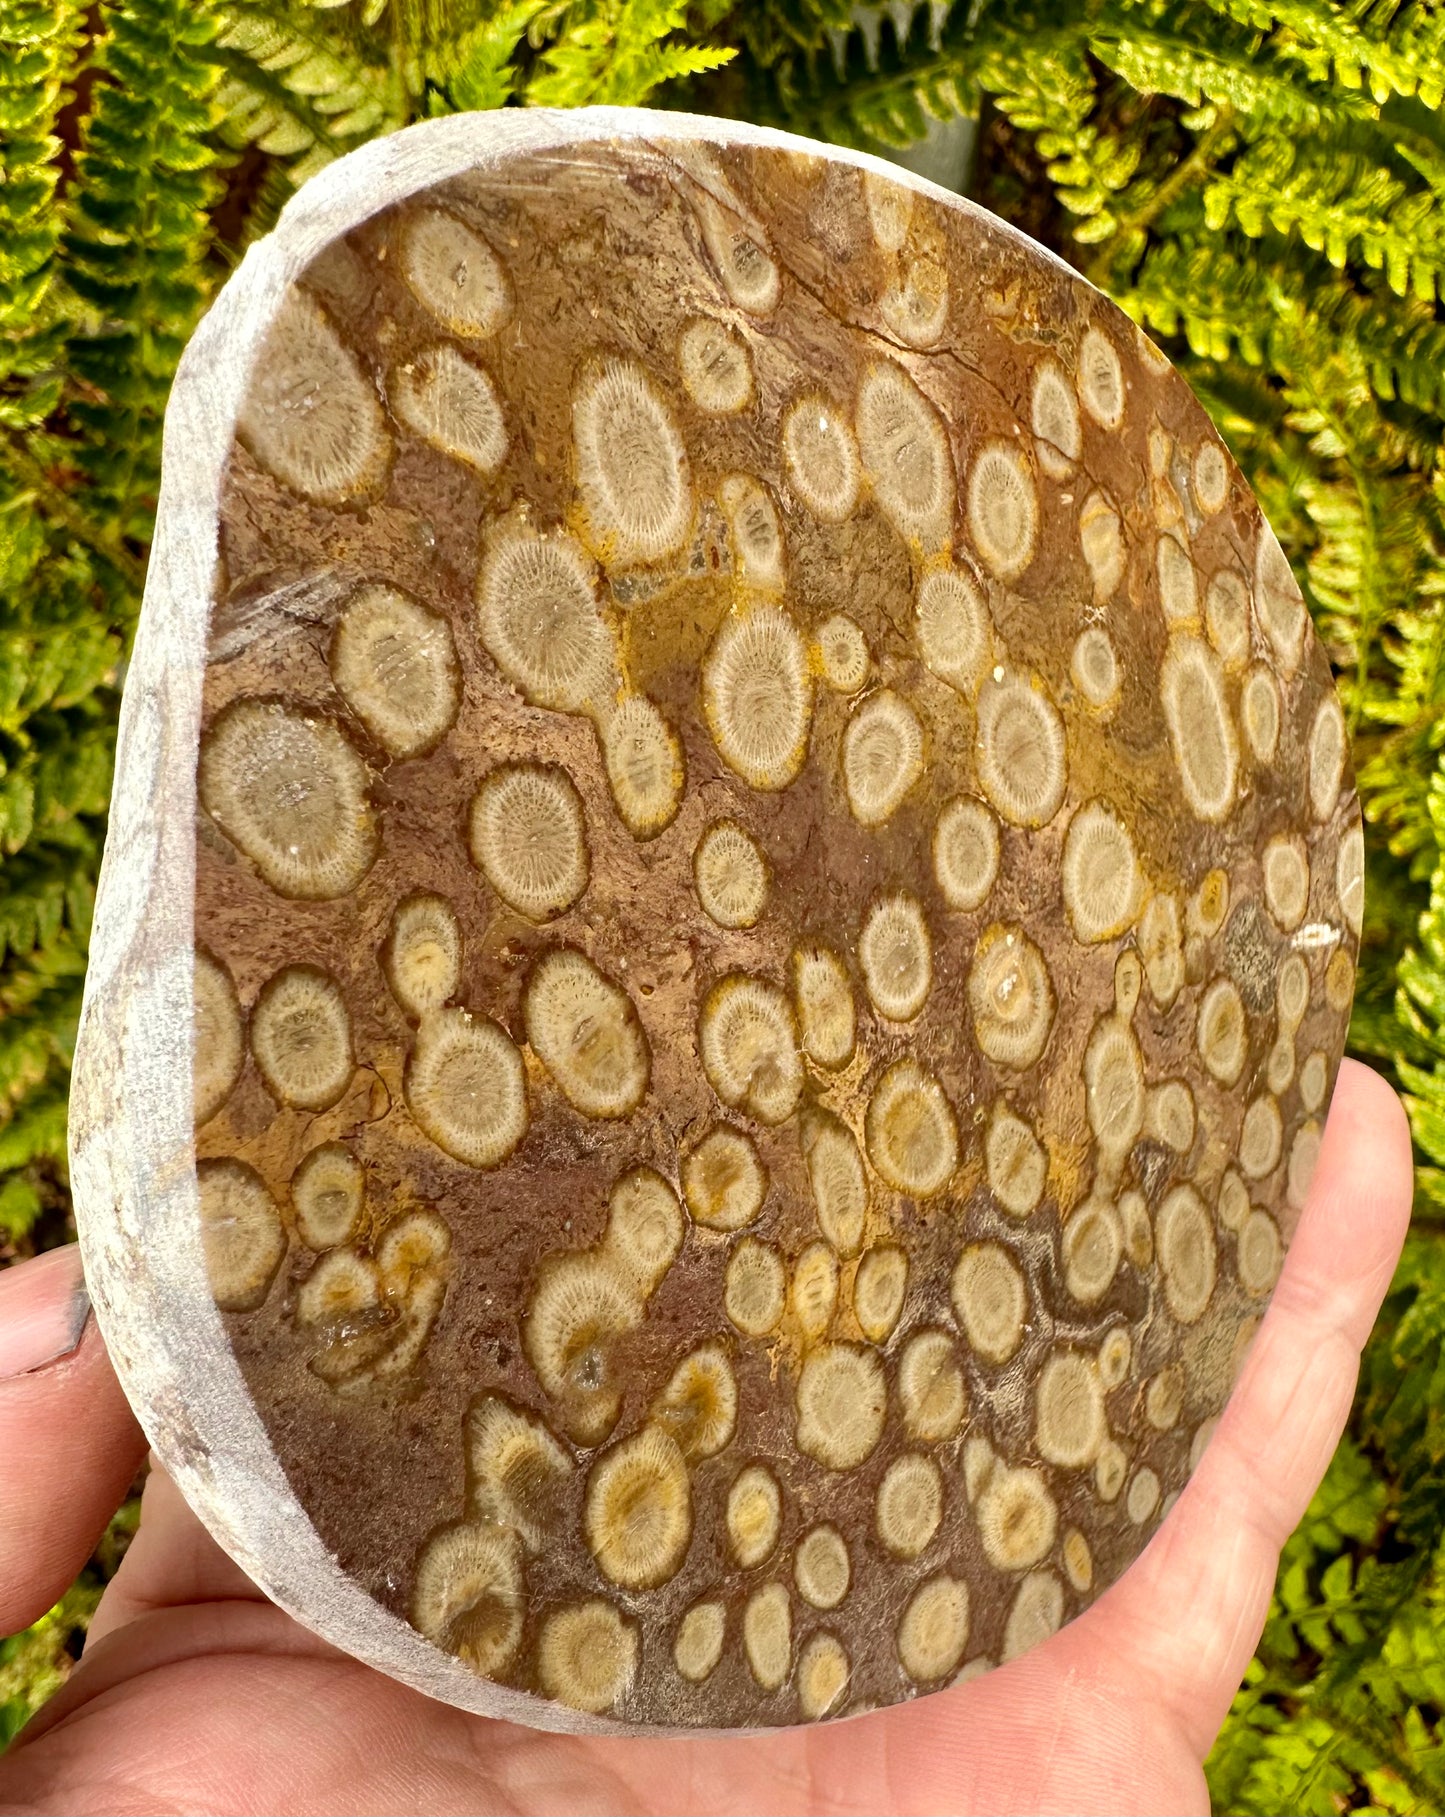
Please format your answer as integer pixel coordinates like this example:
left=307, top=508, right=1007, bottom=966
left=1204, top=135, right=1445, bottom=298
left=747, top=4, right=973, bottom=151
left=1195, top=0, right=1442, bottom=103
left=1089, top=7, right=1345, bottom=124
left=0, top=0, right=81, bottom=430
left=525, top=0, right=735, bottom=109
left=976, top=28, right=1140, bottom=229
left=61, top=0, right=224, bottom=543
left=429, top=0, right=548, bottom=112
left=212, top=0, right=394, bottom=177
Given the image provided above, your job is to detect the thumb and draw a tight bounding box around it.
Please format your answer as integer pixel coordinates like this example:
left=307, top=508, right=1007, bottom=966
left=0, top=1246, right=148, bottom=1635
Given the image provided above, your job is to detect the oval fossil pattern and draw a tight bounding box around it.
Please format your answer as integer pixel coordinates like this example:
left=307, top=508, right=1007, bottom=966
left=190, top=134, right=1358, bottom=1728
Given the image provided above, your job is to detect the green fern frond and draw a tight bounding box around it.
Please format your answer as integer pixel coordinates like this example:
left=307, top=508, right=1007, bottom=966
left=0, top=843, right=96, bottom=970
left=526, top=0, right=735, bottom=109
left=721, top=0, right=852, bottom=70
left=62, top=0, right=224, bottom=542
left=429, top=0, right=549, bottom=111
left=212, top=0, right=395, bottom=181
left=371, top=0, right=487, bottom=60
left=1198, top=0, right=1444, bottom=105
left=1089, top=9, right=1344, bottom=125
left=0, top=744, right=108, bottom=862
left=0, top=0, right=81, bottom=428
left=975, top=28, right=1140, bottom=233
left=746, top=3, right=973, bottom=151
left=1124, top=228, right=1445, bottom=414
left=1204, top=135, right=1444, bottom=298
left=0, top=1081, right=70, bottom=1178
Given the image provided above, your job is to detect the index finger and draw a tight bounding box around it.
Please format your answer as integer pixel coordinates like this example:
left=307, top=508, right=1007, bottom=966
left=1076, top=1058, right=1413, bottom=1755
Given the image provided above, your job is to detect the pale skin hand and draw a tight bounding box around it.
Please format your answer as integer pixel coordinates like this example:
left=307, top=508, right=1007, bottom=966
left=0, top=1061, right=1413, bottom=1817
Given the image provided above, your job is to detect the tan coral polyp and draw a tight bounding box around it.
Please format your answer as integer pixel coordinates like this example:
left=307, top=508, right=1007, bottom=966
left=795, top=1343, right=887, bottom=1470
left=951, top=1242, right=1027, bottom=1366
left=476, top=530, right=614, bottom=715
left=875, top=1453, right=943, bottom=1558
left=470, top=764, right=590, bottom=921
left=199, top=699, right=376, bottom=901
left=679, top=318, right=753, bottom=414
left=975, top=673, right=1066, bottom=829
left=674, top=1603, right=726, bottom=1683
left=572, top=357, right=693, bottom=565
left=290, top=1143, right=365, bottom=1251
left=603, top=1168, right=683, bottom=1295
left=898, top=1329, right=966, bottom=1443
left=523, top=1250, right=639, bottom=1445
left=792, top=946, right=855, bottom=1070
left=702, top=606, right=812, bottom=792
left=652, top=1342, right=738, bottom=1461
left=682, top=1125, right=766, bottom=1232
left=193, top=949, right=243, bottom=1126
left=858, top=892, right=932, bottom=1021
left=197, top=1159, right=285, bottom=1313
left=410, top=1523, right=523, bottom=1677
left=916, top=568, right=992, bottom=699
left=852, top=1244, right=908, bottom=1343
left=723, top=1235, right=785, bottom=1338
left=601, top=695, right=684, bottom=838
left=400, top=207, right=511, bottom=337
left=699, top=973, right=802, bottom=1125
left=794, top=1525, right=851, bottom=1610
left=250, top=965, right=354, bottom=1111
left=797, top=1634, right=850, bottom=1719
left=466, top=1396, right=573, bottom=1550
left=727, top=1465, right=783, bottom=1568
left=406, top=1008, right=528, bottom=1168
left=390, top=343, right=508, bottom=475
left=855, top=362, right=953, bottom=548
left=815, top=613, right=870, bottom=693
left=524, top=948, right=650, bottom=1120
left=897, top=1576, right=970, bottom=1682
left=585, top=1426, right=692, bottom=1590
left=537, top=1600, right=637, bottom=1714
left=865, top=1061, right=959, bottom=1197
left=384, top=895, right=461, bottom=1019
left=236, top=288, right=390, bottom=505
left=842, top=690, right=925, bottom=828
left=694, top=820, right=770, bottom=928
left=801, top=1111, right=869, bottom=1253
left=330, top=581, right=459, bottom=759
left=969, top=924, right=1055, bottom=1070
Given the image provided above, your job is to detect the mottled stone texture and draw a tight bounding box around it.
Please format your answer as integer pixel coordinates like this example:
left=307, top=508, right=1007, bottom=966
left=174, top=124, right=1357, bottom=1729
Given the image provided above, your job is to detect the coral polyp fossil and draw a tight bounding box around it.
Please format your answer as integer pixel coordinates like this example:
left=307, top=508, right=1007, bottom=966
left=97, top=116, right=1357, bottom=1736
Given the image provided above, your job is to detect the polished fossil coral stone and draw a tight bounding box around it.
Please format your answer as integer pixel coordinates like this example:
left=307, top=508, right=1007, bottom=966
left=75, top=110, right=1359, bottom=1737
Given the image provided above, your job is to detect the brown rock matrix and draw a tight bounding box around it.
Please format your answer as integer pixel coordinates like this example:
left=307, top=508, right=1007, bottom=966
left=102, top=115, right=1359, bottom=1733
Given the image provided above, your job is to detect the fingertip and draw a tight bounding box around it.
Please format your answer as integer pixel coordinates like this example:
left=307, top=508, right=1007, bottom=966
left=1329, top=1057, right=1414, bottom=1213
left=0, top=1244, right=91, bottom=1378
left=0, top=1253, right=147, bottom=1635
left=1276, top=1058, right=1414, bottom=1336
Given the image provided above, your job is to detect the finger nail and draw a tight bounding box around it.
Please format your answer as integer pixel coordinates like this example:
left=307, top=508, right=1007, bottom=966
left=0, top=1244, right=93, bottom=1378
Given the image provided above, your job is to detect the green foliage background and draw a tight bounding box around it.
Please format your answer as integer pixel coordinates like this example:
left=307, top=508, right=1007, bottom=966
left=1, top=0, right=1444, bottom=1802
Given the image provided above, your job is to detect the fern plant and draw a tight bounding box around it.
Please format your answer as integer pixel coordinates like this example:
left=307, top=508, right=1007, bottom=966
left=1, top=0, right=1444, bottom=1803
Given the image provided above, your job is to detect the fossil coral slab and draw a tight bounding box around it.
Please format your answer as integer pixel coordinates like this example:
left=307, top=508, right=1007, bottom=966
left=71, top=107, right=1361, bottom=1734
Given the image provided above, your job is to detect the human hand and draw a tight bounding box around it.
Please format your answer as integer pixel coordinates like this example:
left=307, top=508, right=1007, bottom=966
left=0, top=1060, right=1413, bottom=1817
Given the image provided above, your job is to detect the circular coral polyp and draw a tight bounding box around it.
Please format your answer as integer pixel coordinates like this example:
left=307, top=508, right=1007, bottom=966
left=78, top=112, right=1360, bottom=1738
